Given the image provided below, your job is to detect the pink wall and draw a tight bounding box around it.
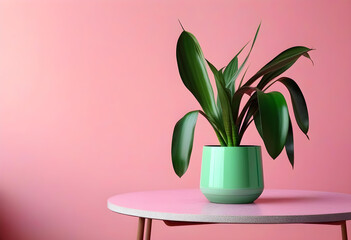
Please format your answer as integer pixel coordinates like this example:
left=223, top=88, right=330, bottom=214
left=1, top=0, right=350, bottom=239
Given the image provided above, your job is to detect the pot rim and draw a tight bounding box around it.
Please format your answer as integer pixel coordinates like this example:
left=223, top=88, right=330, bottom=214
left=203, top=145, right=261, bottom=148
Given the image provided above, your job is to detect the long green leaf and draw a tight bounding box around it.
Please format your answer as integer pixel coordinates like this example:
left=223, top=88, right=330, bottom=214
left=207, top=60, right=225, bottom=85
left=264, top=77, right=309, bottom=137
left=206, top=60, right=226, bottom=142
left=207, top=60, right=235, bottom=146
left=257, top=61, right=296, bottom=90
left=258, top=49, right=313, bottom=90
left=171, top=109, right=229, bottom=178
left=238, top=65, right=249, bottom=89
left=217, top=67, right=226, bottom=119
left=285, top=118, right=294, bottom=168
left=223, top=56, right=238, bottom=87
left=243, top=46, right=313, bottom=87
left=171, top=111, right=198, bottom=177
left=254, top=91, right=289, bottom=159
left=207, top=61, right=223, bottom=126
left=225, top=23, right=261, bottom=96
left=176, top=31, right=219, bottom=121
left=223, top=43, right=247, bottom=95
left=278, top=77, right=309, bottom=136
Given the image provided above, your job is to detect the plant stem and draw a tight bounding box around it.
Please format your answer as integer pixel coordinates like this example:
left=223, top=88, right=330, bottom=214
left=198, top=110, right=228, bottom=146
left=215, top=131, right=227, bottom=146
left=238, top=118, right=254, bottom=144
left=231, top=124, right=238, bottom=146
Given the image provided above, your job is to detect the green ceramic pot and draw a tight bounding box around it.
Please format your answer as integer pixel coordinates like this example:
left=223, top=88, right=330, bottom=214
left=200, top=145, right=264, bottom=204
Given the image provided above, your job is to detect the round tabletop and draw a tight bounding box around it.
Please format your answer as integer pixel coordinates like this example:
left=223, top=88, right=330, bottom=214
left=107, top=189, right=351, bottom=224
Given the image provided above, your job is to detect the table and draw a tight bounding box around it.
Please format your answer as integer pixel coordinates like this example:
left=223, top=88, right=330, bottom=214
left=107, top=189, right=351, bottom=240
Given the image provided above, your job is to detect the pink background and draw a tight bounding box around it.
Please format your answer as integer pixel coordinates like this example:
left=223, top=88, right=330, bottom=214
left=1, top=0, right=350, bottom=239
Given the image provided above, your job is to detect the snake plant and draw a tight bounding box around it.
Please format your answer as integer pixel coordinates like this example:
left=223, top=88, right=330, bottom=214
left=172, top=23, right=313, bottom=177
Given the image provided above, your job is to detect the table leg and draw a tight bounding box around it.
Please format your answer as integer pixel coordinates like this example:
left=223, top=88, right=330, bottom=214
left=145, top=219, right=152, bottom=240
left=137, top=217, right=145, bottom=240
left=341, top=221, right=348, bottom=240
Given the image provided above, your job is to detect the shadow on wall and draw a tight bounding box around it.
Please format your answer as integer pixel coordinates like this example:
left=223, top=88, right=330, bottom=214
left=0, top=195, right=23, bottom=240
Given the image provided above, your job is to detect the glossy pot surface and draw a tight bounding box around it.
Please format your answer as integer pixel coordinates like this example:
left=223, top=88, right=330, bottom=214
left=200, top=146, right=264, bottom=204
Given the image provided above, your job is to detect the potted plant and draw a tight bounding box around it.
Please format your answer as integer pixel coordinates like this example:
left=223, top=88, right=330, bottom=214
left=171, top=23, right=313, bottom=204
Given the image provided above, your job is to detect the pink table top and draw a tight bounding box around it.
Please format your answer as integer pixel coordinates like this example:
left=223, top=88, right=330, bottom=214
left=107, top=189, right=351, bottom=224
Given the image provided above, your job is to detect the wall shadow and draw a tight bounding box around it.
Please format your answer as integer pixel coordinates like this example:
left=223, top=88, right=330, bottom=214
left=0, top=194, right=23, bottom=240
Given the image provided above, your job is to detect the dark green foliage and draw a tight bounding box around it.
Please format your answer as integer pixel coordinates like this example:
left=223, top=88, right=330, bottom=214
left=172, top=23, right=313, bottom=176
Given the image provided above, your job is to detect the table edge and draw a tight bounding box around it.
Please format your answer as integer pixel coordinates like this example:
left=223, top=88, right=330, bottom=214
left=107, top=202, right=351, bottom=224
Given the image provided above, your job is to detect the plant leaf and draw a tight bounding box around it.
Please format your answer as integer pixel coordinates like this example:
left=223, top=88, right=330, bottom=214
left=206, top=59, right=225, bottom=134
left=223, top=56, right=238, bottom=87
left=197, top=110, right=227, bottom=146
left=236, top=92, right=256, bottom=126
left=207, top=60, right=225, bottom=85
left=232, top=86, right=258, bottom=123
left=171, top=111, right=199, bottom=177
left=303, top=52, right=314, bottom=65
left=285, top=118, right=294, bottom=168
left=207, top=60, right=235, bottom=145
left=238, top=98, right=258, bottom=144
left=223, top=42, right=249, bottom=85
left=171, top=108, right=231, bottom=177
left=176, top=31, right=219, bottom=122
left=257, top=61, right=296, bottom=90
left=225, top=23, right=261, bottom=96
left=216, top=67, right=226, bottom=122
left=278, top=77, right=309, bottom=136
left=263, top=77, right=309, bottom=137
left=255, top=91, right=289, bottom=159
left=238, top=65, right=249, bottom=89
left=243, top=46, right=313, bottom=87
